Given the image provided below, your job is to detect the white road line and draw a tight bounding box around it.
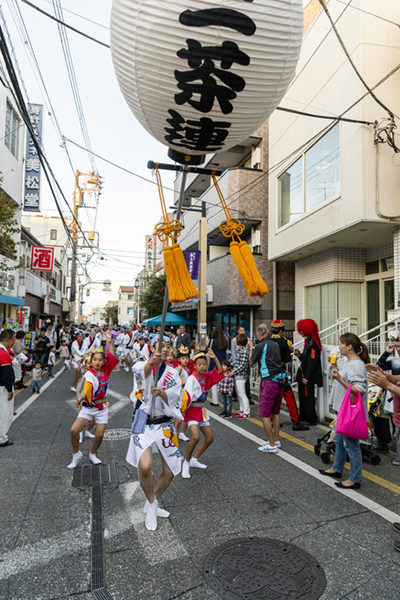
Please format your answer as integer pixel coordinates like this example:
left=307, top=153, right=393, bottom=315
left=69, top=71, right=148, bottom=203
left=108, top=389, right=130, bottom=401
left=208, top=412, right=400, bottom=524
left=12, top=367, right=64, bottom=422
left=107, top=390, right=131, bottom=417
left=119, top=482, right=188, bottom=565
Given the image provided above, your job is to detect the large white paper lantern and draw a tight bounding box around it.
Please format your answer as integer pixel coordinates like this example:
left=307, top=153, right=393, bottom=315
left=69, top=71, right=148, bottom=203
left=111, top=0, right=303, bottom=160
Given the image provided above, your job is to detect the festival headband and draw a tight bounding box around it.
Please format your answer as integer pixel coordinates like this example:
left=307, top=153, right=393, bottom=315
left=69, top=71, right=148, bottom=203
left=84, top=347, right=105, bottom=361
left=178, top=347, right=190, bottom=356
left=193, top=351, right=207, bottom=362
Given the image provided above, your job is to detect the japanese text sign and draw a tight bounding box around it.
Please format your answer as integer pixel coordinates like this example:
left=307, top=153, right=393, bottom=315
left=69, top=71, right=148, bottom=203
left=145, top=235, right=155, bottom=273
left=185, top=250, right=200, bottom=280
left=30, top=246, right=55, bottom=272
left=111, top=0, right=303, bottom=156
left=24, top=332, right=35, bottom=350
left=24, top=104, right=43, bottom=212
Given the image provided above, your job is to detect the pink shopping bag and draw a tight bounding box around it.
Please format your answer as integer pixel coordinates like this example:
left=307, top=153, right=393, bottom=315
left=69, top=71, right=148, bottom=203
left=336, top=387, right=369, bottom=440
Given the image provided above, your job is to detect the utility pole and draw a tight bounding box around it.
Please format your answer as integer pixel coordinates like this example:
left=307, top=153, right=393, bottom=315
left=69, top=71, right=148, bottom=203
left=69, top=170, right=102, bottom=323
left=198, top=201, right=208, bottom=350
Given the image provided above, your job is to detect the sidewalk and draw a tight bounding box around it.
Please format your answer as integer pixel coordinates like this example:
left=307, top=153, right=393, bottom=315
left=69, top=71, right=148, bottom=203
left=0, top=366, right=399, bottom=600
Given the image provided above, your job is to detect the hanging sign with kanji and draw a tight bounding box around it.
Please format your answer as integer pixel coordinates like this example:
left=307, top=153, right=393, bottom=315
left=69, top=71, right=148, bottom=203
left=23, top=104, right=43, bottom=212
left=110, top=0, right=303, bottom=157
left=30, top=246, right=55, bottom=272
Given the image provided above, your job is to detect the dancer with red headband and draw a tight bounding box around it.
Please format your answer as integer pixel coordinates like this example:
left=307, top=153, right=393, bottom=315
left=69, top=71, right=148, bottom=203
left=295, top=319, right=323, bottom=426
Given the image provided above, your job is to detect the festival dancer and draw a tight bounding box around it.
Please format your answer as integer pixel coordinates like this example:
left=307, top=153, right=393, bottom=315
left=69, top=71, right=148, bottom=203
left=173, top=348, right=194, bottom=441
left=70, top=331, right=86, bottom=392
left=126, top=338, right=182, bottom=531
left=67, top=331, right=118, bottom=469
left=82, top=328, right=101, bottom=355
left=181, top=348, right=225, bottom=479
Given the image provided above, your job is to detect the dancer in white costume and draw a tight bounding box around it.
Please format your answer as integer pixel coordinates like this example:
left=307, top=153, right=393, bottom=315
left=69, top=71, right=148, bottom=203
left=126, top=339, right=182, bottom=531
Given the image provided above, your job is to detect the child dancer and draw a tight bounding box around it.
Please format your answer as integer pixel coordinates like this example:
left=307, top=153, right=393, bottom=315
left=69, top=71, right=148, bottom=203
left=181, top=348, right=225, bottom=478
left=67, top=332, right=118, bottom=469
left=70, top=332, right=86, bottom=392
left=126, top=339, right=182, bottom=531
left=173, top=348, right=194, bottom=441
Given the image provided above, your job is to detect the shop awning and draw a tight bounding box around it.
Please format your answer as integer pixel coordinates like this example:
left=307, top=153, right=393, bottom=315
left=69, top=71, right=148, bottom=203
left=0, top=294, right=25, bottom=306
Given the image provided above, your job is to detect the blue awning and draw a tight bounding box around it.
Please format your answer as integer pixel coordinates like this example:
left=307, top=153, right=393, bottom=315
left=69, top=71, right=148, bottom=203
left=0, top=294, right=25, bottom=306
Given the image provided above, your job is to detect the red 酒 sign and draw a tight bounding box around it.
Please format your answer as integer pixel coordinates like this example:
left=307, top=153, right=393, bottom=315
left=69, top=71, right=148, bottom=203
left=30, top=246, right=55, bottom=272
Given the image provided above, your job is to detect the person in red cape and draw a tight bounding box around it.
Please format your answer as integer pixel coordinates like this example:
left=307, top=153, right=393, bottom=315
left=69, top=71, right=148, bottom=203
left=295, top=319, right=323, bottom=426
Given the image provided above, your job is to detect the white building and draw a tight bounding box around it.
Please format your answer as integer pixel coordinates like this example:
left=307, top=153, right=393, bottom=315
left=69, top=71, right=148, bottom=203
left=118, top=286, right=135, bottom=324
left=268, top=0, right=400, bottom=338
left=0, top=60, right=26, bottom=324
left=87, top=307, right=105, bottom=324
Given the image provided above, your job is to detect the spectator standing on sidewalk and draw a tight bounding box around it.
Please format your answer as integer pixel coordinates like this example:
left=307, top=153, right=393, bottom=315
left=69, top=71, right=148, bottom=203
left=0, top=329, right=16, bottom=447
left=295, top=319, right=323, bottom=426
left=207, top=326, right=228, bottom=406
left=229, top=334, right=251, bottom=419
left=13, top=330, right=29, bottom=389
left=249, top=324, right=284, bottom=453
left=31, top=362, right=42, bottom=394
left=34, top=327, right=50, bottom=367
left=175, top=326, right=192, bottom=357
left=231, top=326, right=253, bottom=405
left=218, top=361, right=234, bottom=418
left=270, top=320, right=308, bottom=431
left=372, top=340, right=400, bottom=452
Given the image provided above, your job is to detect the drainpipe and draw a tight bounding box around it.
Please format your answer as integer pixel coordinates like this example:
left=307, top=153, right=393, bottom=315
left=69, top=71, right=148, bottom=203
left=374, top=142, right=400, bottom=221
left=272, top=261, right=277, bottom=320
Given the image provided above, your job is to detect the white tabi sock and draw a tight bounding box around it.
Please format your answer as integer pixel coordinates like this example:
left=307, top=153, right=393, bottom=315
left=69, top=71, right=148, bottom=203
left=145, top=498, right=158, bottom=531
left=178, top=432, right=190, bottom=441
left=79, top=432, right=83, bottom=443
left=190, top=457, right=207, bottom=469
left=89, top=452, right=102, bottom=464
left=182, top=460, right=191, bottom=478
left=143, top=500, right=170, bottom=518
left=67, top=451, right=82, bottom=469
left=85, top=430, right=95, bottom=438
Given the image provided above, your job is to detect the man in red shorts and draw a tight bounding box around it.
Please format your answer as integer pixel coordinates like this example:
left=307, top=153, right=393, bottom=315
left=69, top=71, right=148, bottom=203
left=249, top=324, right=284, bottom=453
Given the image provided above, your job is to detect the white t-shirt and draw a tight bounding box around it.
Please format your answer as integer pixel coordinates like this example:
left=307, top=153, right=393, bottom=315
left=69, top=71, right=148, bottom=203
left=48, top=351, right=55, bottom=366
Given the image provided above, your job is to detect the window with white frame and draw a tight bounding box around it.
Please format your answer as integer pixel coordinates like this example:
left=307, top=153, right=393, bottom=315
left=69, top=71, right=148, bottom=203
left=278, top=124, right=340, bottom=228
left=50, top=229, right=57, bottom=240
left=5, top=102, right=20, bottom=158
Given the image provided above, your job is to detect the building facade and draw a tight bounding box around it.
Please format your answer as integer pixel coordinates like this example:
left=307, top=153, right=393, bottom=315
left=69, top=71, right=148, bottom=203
left=268, top=0, right=400, bottom=340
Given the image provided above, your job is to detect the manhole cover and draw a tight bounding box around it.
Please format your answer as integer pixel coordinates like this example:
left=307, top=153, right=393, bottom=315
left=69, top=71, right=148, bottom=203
left=103, top=429, right=131, bottom=440
left=203, top=537, right=326, bottom=600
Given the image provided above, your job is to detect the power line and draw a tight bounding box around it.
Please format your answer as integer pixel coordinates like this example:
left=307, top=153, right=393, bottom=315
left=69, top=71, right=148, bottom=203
left=19, top=0, right=110, bottom=48
left=276, top=106, right=372, bottom=125
left=39, top=0, right=109, bottom=30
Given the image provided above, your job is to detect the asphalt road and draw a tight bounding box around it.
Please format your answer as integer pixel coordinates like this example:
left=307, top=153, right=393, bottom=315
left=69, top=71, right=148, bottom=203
left=1, top=363, right=400, bottom=600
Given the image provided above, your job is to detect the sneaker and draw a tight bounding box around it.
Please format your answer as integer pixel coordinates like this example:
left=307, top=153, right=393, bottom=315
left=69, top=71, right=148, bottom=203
left=190, top=457, right=207, bottom=469
left=258, top=444, right=278, bottom=453
left=182, top=460, right=190, bottom=478
left=237, top=414, right=250, bottom=419
left=393, top=522, right=400, bottom=534
left=392, top=460, right=400, bottom=466
left=218, top=411, right=227, bottom=417
left=274, top=441, right=281, bottom=448
left=124, top=367, right=129, bottom=372
left=394, top=540, right=400, bottom=553
left=67, top=450, right=83, bottom=469
left=235, top=412, right=243, bottom=418
left=178, top=432, right=190, bottom=442
left=223, top=413, right=233, bottom=419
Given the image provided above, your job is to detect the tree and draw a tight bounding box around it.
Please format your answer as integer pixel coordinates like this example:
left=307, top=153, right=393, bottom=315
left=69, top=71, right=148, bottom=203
left=103, top=301, right=118, bottom=325
left=0, top=178, right=20, bottom=271
left=140, top=273, right=169, bottom=318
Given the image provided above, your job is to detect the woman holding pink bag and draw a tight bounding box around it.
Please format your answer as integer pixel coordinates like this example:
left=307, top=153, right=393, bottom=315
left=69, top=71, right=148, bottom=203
left=320, top=333, right=370, bottom=489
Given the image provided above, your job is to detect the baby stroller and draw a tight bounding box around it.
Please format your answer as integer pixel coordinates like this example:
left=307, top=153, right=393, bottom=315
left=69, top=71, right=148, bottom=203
left=314, top=418, right=381, bottom=466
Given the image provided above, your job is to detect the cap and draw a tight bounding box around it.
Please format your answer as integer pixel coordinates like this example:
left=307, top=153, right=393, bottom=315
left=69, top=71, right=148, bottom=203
left=271, top=320, right=285, bottom=328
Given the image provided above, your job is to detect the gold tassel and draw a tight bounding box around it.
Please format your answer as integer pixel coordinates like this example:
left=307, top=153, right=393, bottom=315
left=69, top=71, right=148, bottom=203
left=172, top=243, right=200, bottom=300
left=230, top=241, right=257, bottom=296
left=163, top=246, right=187, bottom=303
left=238, top=241, right=269, bottom=298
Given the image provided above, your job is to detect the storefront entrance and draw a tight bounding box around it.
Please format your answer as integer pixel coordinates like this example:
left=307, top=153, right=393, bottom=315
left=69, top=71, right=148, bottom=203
left=366, top=258, right=394, bottom=336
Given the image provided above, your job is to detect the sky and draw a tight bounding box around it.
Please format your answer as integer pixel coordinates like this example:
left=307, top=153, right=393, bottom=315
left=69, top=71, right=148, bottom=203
left=2, top=0, right=177, bottom=312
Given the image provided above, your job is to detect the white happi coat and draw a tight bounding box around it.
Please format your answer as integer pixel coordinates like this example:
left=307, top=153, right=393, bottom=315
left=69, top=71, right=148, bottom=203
left=71, top=339, right=86, bottom=369
left=126, top=362, right=182, bottom=475
left=82, top=336, right=101, bottom=355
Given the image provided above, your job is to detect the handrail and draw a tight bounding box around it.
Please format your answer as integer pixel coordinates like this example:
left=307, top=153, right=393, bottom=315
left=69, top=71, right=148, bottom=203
left=359, top=317, right=400, bottom=340
left=318, top=317, right=353, bottom=336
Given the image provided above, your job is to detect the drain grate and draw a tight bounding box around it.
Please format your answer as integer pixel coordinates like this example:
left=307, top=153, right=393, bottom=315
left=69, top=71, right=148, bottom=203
left=72, top=463, right=119, bottom=487
left=203, top=537, right=326, bottom=600
left=92, top=589, right=114, bottom=600
left=91, top=485, right=104, bottom=591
